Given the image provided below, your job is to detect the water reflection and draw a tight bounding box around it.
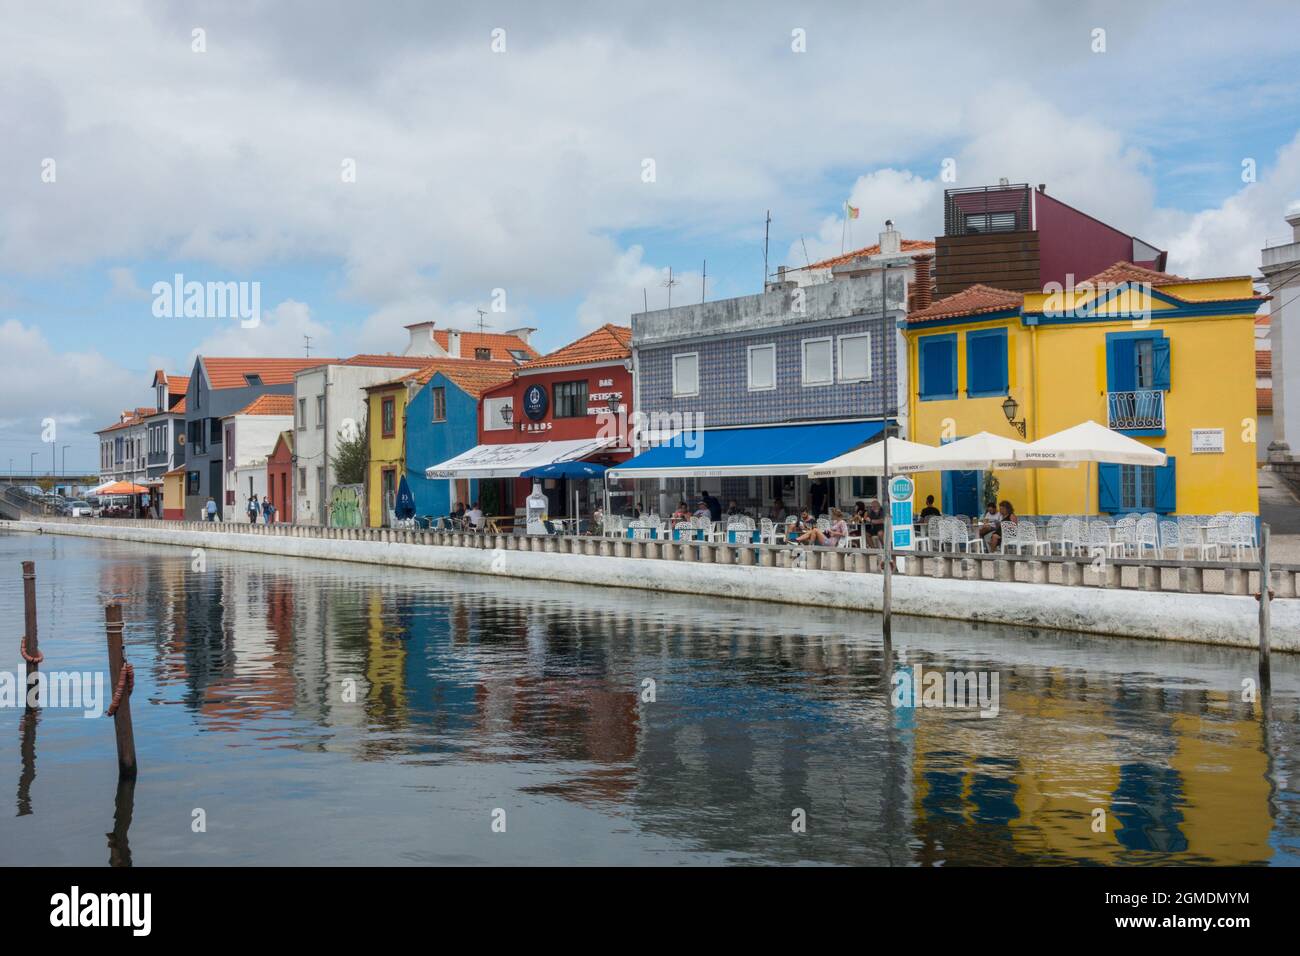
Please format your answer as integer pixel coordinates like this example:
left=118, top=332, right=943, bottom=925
left=1, top=531, right=1298, bottom=866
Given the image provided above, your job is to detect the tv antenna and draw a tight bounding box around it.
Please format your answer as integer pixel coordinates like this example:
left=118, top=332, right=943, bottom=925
left=662, top=267, right=679, bottom=310
left=303, top=334, right=312, bottom=358
left=475, top=309, right=494, bottom=334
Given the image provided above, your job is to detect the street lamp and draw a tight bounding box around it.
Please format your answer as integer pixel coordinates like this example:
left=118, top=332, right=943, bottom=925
left=606, top=396, right=620, bottom=413
left=500, top=404, right=513, bottom=424
left=1001, top=395, right=1027, bottom=438
left=30, top=452, right=38, bottom=477
left=61, top=444, right=70, bottom=476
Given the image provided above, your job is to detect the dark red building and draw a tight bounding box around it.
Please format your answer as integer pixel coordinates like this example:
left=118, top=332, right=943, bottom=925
left=266, top=430, right=294, bottom=523
left=475, top=324, right=634, bottom=517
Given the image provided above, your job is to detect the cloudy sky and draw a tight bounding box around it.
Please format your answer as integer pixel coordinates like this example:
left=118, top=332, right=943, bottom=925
left=2, top=0, right=1299, bottom=473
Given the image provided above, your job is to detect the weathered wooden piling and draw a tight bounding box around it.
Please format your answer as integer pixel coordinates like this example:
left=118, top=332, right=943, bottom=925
left=21, top=560, right=39, bottom=675
left=1260, top=523, right=1272, bottom=686
left=104, top=604, right=138, bottom=779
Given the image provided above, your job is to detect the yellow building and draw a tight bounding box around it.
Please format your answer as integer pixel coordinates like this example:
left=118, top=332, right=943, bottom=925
left=363, top=377, right=411, bottom=527
left=904, top=263, right=1264, bottom=517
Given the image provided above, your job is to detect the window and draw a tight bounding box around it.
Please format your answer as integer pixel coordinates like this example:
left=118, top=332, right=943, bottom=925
left=297, top=467, right=307, bottom=492
left=1099, top=454, right=1176, bottom=514
left=508, top=349, right=530, bottom=362
left=297, top=398, right=306, bottom=430
left=553, top=380, right=589, bottom=418
left=188, top=419, right=206, bottom=454
left=838, top=333, right=872, bottom=383
left=918, top=333, right=958, bottom=401
left=187, top=471, right=200, bottom=494
left=965, top=328, right=1008, bottom=397
left=474, top=347, right=492, bottom=361
left=430, top=387, right=447, bottom=423
left=802, top=338, right=833, bottom=386
left=1106, top=332, right=1170, bottom=392
left=483, top=397, right=511, bottom=431
left=316, top=395, right=325, bottom=428
left=672, top=353, right=699, bottom=397
left=964, top=211, right=1018, bottom=233
left=209, top=418, right=222, bottom=445
left=747, top=344, right=776, bottom=391
left=244, top=374, right=262, bottom=386
left=381, top=397, right=396, bottom=437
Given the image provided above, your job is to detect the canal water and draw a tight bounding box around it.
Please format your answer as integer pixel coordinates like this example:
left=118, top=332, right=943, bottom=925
left=1, top=529, right=1298, bottom=866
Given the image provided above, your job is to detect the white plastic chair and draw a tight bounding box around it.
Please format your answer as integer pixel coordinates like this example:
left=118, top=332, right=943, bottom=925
left=1004, top=520, right=1050, bottom=555
left=1086, top=521, right=1124, bottom=559
left=1227, top=514, right=1258, bottom=561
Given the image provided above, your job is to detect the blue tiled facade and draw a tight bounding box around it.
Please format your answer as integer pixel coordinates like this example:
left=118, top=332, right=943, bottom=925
left=632, top=272, right=908, bottom=428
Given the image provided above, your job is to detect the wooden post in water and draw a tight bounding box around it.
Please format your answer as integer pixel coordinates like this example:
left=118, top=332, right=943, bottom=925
left=22, top=560, right=38, bottom=677
left=1259, top=522, right=1271, bottom=688
left=105, top=604, right=137, bottom=779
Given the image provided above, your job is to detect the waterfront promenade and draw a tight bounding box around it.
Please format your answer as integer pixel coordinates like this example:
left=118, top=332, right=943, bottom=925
left=10, top=517, right=1298, bottom=651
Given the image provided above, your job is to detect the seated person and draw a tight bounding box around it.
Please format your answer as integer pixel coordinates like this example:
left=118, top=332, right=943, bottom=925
left=976, top=503, right=1001, bottom=548
left=788, top=509, right=814, bottom=541
left=770, top=499, right=789, bottom=523
left=920, top=495, right=942, bottom=519
left=693, top=501, right=711, bottom=521
left=465, top=501, right=485, bottom=530
left=824, top=507, right=850, bottom=547
left=671, top=500, right=691, bottom=522
left=862, top=499, right=885, bottom=548
left=988, top=500, right=1017, bottom=550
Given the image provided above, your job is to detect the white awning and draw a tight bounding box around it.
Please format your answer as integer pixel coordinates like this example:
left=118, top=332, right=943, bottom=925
left=425, top=436, right=615, bottom=480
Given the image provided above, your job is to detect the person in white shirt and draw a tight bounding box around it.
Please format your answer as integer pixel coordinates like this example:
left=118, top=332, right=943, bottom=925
left=466, top=501, right=485, bottom=530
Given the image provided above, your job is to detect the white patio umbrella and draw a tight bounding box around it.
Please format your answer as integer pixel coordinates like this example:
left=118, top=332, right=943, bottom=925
left=808, top=436, right=943, bottom=477
left=923, top=431, right=1035, bottom=471
left=1013, top=420, right=1166, bottom=516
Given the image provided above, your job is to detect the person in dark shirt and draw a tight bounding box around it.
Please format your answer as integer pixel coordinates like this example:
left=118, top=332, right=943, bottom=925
left=702, top=492, right=722, bottom=523
left=809, top=479, right=827, bottom=517
left=920, top=495, right=942, bottom=519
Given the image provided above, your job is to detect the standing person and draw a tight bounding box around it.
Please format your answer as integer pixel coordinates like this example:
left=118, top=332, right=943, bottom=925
left=247, top=492, right=260, bottom=524
left=809, top=478, right=827, bottom=518
left=262, top=495, right=276, bottom=525
left=205, top=495, right=218, bottom=522
left=703, top=491, right=722, bottom=524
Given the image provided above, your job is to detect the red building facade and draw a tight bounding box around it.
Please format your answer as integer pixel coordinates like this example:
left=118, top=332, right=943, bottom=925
left=477, top=324, right=633, bottom=515
left=266, top=431, right=294, bottom=524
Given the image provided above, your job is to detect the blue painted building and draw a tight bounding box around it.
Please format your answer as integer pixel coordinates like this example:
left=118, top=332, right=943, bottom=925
left=620, top=247, right=919, bottom=515
left=403, top=365, right=514, bottom=517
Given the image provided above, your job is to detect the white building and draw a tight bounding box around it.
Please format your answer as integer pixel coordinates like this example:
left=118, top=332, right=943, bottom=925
left=221, top=394, right=293, bottom=517
left=96, top=407, right=154, bottom=486
left=1261, top=206, right=1300, bottom=461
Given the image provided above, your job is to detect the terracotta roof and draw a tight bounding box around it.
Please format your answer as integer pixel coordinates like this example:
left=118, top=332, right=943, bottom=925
left=1257, top=350, right=1272, bottom=376
left=437, top=364, right=517, bottom=399
left=1081, top=261, right=1185, bottom=286
left=366, top=358, right=511, bottom=391
left=520, top=324, right=631, bottom=370
left=162, top=465, right=188, bottom=477
left=233, top=394, right=295, bottom=417
left=199, top=357, right=335, bottom=390
left=97, top=408, right=157, bottom=433
left=1259, top=388, right=1273, bottom=413
left=797, top=239, right=936, bottom=272
left=908, top=284, right=1022, bottom=324
left=339, top=354, right=444, bottom=369
left=171, top=396, right=187, bottom=414
left=432, top=330, right=539, bottom=362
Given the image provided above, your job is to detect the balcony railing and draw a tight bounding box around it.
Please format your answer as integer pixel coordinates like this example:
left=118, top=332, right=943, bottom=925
left=1108, top=389, right=1165, bottom=431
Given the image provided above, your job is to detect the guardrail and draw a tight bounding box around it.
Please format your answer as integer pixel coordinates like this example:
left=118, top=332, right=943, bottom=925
left=19, top=516, right=1300, bottom=599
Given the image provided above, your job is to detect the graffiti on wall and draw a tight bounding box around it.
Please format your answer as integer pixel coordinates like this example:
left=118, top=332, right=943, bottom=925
left=330, top=483, right=364, bottom=528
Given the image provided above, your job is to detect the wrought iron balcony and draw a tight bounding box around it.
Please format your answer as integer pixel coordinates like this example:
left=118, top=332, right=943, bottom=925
left=1107, top=389, right=1165, bottom=431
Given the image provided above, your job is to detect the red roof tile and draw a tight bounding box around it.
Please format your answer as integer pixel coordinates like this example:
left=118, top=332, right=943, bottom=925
left=797, top=239, right=936, bottom=272
left=199, top=357, right=336, bottom=389
left=907, top=284, right=1022, bottom=324
left=438, top=364, right=517, bottom=399
left=366, top=358, right=512, bottom=391
left=1259, top=388, right=1273, bottom=413
left=1257, top=350, right=1272, bottom=376
left=432, top=330, right=539, bottom=362
left=233, top=394, right=295, bottom=417
left=1080, top=262, right=1185, bottom=286
left=340, top=354, right=445, bottom=369
left=520, top=324, right=631, bottom=370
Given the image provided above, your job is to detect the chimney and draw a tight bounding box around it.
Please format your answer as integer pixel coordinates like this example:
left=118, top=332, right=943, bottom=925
left=1287, top=207, right=1300, bottom=242
left=403, top=321, right=444, bottom=357
left=1037, top=183, right=1047, bottom=193
left=445, top=329, right=461, bottom=358
left=878, top=219, right=901, bottom=256
left=506, top=327, right=536, bottom=345
left=912, top=254, right=934, bottom=312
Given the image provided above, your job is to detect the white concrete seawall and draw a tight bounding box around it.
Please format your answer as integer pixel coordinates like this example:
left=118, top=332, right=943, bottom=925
left=8, top=519, right=1299, bottom=652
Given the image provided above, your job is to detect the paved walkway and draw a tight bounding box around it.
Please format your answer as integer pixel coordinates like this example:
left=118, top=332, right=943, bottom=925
left=1260, top=467, right=1300, bottom=534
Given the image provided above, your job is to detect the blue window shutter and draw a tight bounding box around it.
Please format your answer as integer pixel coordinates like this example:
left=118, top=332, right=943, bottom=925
left=1097, top=463, right=1120, bottom=513
left=1151, top=337, right=1171, bottom=390
left=1107, top=337, right=1137, bottom=391
left=966, top=329, right=1007, bottom=396
left=1154, top=456, right=1176, bottom=513
left=920, top=335, right=956, bottom=399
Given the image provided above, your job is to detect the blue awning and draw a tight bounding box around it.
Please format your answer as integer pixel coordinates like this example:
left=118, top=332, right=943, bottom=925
left=521, top=461, right=607, bottom=479
left=606, top=420, right=888, bottom=480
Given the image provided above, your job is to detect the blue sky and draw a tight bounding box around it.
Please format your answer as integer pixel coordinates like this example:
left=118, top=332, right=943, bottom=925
left=2, top=0, right=1299, bottom=473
